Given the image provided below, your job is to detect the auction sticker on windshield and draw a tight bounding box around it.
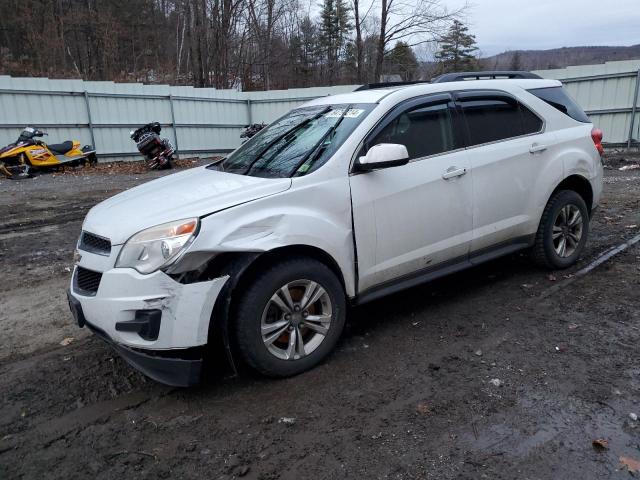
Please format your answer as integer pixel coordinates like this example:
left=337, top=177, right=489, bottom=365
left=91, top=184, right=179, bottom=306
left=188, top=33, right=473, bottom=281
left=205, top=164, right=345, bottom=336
left=325, top=109, right=365, bottom=118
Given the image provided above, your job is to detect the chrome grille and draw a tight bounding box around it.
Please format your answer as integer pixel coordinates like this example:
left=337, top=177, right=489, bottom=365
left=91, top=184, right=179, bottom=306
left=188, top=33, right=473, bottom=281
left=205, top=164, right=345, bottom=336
left=79, top=231, right=111, bottom=255
left=75, top=267, right=102, bottom=295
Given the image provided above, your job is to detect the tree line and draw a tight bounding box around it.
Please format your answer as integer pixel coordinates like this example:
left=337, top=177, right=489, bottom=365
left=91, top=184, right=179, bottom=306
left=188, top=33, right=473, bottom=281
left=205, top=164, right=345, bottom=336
left=0, top=0, right=483, bottom=90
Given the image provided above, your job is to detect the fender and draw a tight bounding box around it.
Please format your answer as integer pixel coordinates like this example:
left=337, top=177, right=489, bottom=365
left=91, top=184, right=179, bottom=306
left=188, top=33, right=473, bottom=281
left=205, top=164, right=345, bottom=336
left=193, top=175, right=357, bottom=297
left=176, top=176, right=356, bottom=377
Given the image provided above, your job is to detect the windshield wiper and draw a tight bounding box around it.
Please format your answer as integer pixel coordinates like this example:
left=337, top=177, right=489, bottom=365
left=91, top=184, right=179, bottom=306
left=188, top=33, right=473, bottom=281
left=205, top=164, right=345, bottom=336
left=206, top=156, right=226, bottom=171
left=241, top=106, right=331, bottom=175
left=289, top=105, right=352, bottom=177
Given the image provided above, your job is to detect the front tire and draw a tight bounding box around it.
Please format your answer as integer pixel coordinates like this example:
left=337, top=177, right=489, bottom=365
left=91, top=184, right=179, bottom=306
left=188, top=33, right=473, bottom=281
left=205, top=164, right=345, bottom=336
left=234, top=257, right=346, bottom=377
left=532, top=190, right=589, bottom=269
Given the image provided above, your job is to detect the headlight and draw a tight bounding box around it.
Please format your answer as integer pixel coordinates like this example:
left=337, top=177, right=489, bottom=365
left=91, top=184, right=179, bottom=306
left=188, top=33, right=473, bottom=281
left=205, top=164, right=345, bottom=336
left=115, top=218, right=199, bottom=274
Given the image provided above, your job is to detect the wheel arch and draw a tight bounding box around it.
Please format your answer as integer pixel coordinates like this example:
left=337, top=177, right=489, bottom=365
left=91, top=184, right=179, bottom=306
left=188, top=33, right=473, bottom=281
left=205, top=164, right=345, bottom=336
left=201, top=245, right=349, bottom=375
left=233, top=245, right=348, bottom=298
left=550, top=174, right=594, bottom=216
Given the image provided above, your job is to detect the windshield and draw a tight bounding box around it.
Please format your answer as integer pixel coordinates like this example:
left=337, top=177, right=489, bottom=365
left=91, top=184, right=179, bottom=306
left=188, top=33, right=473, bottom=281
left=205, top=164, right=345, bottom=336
left=217, top=103, right=375, bottom=178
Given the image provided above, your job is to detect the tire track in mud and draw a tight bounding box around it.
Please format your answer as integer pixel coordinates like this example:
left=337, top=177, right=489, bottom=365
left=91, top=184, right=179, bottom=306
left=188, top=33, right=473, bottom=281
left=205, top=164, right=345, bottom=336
left=535, top=232, right=640, bottom=301
left=0, top=223, right=61, bottom=240
left=0, top=336, right=171, bottom=453
left=1, top=389, right=167, bottom=454
left=1, top=205, right=91, bottom=234
left=1, top=185, right=125, bottom=235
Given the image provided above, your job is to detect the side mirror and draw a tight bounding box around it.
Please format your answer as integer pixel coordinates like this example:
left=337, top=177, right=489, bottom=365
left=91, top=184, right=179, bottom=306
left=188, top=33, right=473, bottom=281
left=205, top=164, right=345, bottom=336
left=356, top=143, right=409, bottom=171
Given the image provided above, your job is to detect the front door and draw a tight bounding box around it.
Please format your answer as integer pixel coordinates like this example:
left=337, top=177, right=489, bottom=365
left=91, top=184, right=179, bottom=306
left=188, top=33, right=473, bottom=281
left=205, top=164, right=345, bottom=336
left=349, top=94, right=474, bottom=293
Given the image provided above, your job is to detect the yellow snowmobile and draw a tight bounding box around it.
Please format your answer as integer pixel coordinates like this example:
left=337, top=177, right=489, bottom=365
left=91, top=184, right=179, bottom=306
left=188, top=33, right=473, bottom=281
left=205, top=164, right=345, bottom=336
left=0, top=126, right=97, bottom=179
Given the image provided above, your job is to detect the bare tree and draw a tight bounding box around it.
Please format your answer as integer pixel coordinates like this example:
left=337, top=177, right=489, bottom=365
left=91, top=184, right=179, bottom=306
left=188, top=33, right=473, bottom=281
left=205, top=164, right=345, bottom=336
left=245, top=0, right=291, bottom=89
left=176, top=2, right=188, bottom=79
left=374, top=0, right=459, bottom=81
left=0, top=0, right=462, bottom=90
left=351, top=0, right=376, bottom=83
left=210, top=0, right=245, bottom=88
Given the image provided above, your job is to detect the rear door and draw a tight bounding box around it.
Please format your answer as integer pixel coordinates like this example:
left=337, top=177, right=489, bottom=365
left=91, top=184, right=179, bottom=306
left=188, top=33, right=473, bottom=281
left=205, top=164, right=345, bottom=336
left=349, top=94, right=473, bottom=292
left=455, top=90, right=555, bottom=255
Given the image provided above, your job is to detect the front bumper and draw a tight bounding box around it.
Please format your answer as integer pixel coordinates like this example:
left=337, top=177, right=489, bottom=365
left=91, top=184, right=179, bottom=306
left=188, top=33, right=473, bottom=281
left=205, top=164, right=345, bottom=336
left=67, top=266, right=229, bottom=386
left=68, top=290, right=202, bottom=386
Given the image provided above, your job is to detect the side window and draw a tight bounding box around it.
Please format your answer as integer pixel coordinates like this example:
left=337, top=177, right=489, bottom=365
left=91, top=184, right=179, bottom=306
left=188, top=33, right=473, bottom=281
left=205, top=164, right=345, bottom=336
left=368, top=101, right=458, bottom=160
left=459, top=96, right=523, bottom=146
left=520, top=103, right=543, bottom=134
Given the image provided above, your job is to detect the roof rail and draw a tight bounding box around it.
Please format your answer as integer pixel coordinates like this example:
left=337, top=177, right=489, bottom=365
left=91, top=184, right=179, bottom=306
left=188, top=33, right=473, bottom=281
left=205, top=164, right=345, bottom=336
left=354, top=81, right=428, bottom=91
left=431, top=71, right=543, bottom=83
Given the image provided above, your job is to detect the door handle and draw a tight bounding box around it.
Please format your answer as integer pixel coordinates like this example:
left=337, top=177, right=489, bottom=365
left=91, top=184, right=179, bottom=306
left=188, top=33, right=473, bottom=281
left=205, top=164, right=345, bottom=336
left=442, top=166, right=467, bottom=180
left=529, top=143, right=547, bottom=154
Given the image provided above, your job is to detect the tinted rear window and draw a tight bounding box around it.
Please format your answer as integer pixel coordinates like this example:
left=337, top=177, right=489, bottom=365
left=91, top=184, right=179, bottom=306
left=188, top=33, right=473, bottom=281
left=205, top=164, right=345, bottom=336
left=528, top=86, right=590, bottom=123
left=459, top=95, right=542, bottom=146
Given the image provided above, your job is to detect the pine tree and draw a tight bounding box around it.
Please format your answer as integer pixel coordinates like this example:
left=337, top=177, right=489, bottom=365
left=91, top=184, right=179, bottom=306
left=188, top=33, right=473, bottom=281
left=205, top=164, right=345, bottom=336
left=386, top=42, right=419, bottom=81
left=319, top=0, right=351, bottom=81
left=290, top=16, right=321, bottom=86
left=434, top=20, right=479, bottom=73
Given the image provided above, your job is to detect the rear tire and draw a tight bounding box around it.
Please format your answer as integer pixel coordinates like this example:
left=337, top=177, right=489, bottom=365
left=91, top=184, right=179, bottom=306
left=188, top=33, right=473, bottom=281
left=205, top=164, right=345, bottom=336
left=531, top=190, right=589, bottom=269
left=234, top=257, right=346, bottom=377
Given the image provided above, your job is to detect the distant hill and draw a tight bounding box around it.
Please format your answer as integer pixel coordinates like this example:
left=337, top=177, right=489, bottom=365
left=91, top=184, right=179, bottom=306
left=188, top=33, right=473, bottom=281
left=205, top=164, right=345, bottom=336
left=482, top=44, right=640, bottom=71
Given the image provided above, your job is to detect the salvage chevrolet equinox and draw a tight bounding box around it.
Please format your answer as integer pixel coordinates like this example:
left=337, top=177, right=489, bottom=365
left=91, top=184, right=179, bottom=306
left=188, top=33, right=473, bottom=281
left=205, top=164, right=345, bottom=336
left=67, top=71, right=603, bottom=386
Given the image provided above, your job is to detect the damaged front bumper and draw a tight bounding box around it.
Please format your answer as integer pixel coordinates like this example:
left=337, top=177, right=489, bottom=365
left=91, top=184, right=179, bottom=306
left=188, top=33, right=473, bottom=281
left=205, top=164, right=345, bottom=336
left=67, top=291, right=203, bottom=386
left=67, top=267, right=229, bottom=387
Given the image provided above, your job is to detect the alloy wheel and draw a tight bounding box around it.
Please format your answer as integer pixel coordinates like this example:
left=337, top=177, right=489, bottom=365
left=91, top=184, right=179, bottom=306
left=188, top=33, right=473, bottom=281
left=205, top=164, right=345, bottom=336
left=552, top=204, right=583, bottom=258
left=260, top=279, right=332, bottom=360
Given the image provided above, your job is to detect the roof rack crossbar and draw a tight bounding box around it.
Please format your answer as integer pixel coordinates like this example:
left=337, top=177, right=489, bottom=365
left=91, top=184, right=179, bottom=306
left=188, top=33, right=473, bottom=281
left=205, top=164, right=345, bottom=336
left=431, top=71, right=542, bottom=83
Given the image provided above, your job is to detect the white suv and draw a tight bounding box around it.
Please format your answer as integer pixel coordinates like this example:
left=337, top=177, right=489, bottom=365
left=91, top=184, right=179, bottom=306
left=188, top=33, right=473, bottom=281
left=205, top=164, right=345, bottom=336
left=67, top=72, right=603, bottom=386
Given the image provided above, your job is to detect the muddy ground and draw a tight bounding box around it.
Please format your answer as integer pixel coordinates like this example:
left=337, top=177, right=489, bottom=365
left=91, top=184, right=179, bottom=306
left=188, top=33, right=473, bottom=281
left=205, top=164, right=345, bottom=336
left=1, top=154, right=640, bottom=479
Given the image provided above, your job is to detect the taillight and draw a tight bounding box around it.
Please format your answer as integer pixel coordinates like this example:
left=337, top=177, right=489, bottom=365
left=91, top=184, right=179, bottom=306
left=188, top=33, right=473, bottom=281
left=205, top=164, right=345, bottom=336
left=591, top=128, right=604, bottom=156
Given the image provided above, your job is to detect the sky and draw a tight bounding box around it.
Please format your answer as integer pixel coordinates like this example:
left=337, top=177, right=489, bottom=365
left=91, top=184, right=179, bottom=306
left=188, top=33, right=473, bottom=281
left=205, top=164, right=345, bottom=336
left=449, top=0, right=640, bottom=56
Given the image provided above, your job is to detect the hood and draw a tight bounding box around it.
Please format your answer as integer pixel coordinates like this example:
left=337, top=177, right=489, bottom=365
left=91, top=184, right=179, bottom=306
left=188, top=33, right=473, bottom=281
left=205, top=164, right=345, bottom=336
left=83, top=166, right=291, bottom=245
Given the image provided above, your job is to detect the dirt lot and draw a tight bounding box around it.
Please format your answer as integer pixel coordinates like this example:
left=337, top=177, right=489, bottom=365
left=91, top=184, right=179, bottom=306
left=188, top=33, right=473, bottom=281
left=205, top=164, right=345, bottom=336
left=1, top=154, right=640, bottom=479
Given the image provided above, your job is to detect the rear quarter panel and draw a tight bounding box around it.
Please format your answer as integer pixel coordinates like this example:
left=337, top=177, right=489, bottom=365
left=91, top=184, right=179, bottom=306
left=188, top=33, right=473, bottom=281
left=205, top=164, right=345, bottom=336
left=526, top=124, right=602, bottom=232
left=556, top=124, right=603, bottom=208
left=516, top=90, right=602, bottom=227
